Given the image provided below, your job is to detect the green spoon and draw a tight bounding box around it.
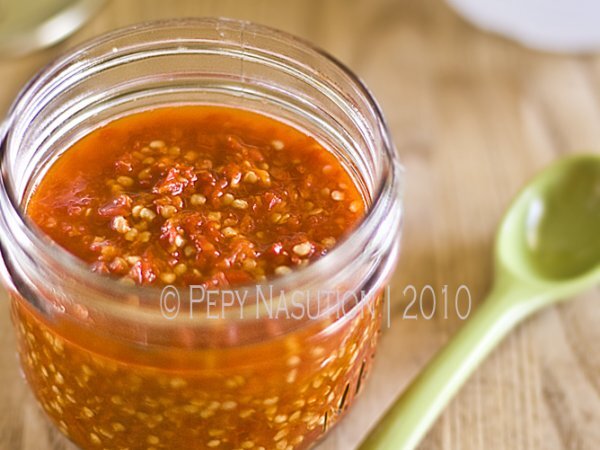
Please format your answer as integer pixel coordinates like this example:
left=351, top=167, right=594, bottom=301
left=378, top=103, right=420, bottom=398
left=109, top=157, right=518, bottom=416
left=359, top=154, right=600, bottom=450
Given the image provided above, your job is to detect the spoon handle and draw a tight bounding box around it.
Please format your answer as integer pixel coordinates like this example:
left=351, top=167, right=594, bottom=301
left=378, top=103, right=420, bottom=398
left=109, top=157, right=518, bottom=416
left=358, top=283, right=542, bottom=450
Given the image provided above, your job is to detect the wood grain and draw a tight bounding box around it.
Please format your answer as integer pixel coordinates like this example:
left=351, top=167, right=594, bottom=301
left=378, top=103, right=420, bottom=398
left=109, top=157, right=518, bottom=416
left=0, top=0, right=598, bottom=449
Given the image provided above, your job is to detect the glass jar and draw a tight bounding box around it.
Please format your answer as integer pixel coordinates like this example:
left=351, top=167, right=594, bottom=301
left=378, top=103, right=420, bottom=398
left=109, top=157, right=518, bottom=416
left=0, top=18, right=403, bottom=450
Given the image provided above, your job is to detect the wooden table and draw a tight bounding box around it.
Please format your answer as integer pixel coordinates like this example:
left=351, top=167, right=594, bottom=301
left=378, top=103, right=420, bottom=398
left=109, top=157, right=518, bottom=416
left=1, top=1, right=599, bottom=449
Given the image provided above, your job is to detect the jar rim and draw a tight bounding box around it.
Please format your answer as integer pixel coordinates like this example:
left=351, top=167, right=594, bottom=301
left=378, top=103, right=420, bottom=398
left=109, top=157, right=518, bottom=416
left=0, top=17, right=403, bottom=325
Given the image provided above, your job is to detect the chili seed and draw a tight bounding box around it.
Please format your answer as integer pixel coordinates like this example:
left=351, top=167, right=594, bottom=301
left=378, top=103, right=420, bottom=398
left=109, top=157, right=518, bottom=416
left=160, top=205, right=177, bottom=219
left=209, top=429, right=224, bottom=437
left=232, top=199, right=248, bottom=210
left=263, top=396, right=279, bottom=406
left=174, top=263, right=187, bottom=276
left=331, top=190, right=345, bottom=201
left=292, top=242, right=312, bottom=257
left=117, top=176, right=134, bottom=187
left=349, top=200, right=361, bottom=212
left=271, top=140, right=284, bottom=150
left=222, top=227, right=238, bottom=238
left=255, top=169, right=271, bottom=186
left=287, top=355, right=301, bottom=367
left=242, top=259, right=257, bottom=271
left=190, top=194, right=206, bottom=206
left=221, top=400, right=237, bottom=410
left=239, top=409, right=254, bottom=419
left=243, top=171, right=258, bottom=183
left=174, top=235, right=186, bottom=248
left=160, top=273, right=176, bottom=284
left=89, top=432, right=102, bottom=445
left=322, top=237, right=336, bottom=248
left=112, top=216, right=131, bottom=234
left=274, top=415, right=288, bottom=425
left=124, top=229, right=139, bottom=241
left=140, top=208, right=157, bottom=222
left=275, top=266, right=292, bottom=276
left=222, top=194, right=234, bottom=206
left=138, top=168, right=152, bottom=180
left=286, top=369, right=298, bottom=384
left=208, top=212, right=221, bottom=222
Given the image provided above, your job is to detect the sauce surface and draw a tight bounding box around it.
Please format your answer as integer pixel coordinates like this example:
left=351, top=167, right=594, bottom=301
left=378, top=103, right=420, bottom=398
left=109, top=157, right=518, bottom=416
left=28, top=106, right=365, bottom=287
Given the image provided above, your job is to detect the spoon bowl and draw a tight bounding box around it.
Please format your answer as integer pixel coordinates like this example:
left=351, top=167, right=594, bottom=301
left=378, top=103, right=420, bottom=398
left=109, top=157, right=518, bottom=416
left=498, top=154, right=600, bottom=285
left=359, top=154, right=600, bottom=450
